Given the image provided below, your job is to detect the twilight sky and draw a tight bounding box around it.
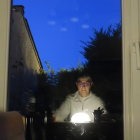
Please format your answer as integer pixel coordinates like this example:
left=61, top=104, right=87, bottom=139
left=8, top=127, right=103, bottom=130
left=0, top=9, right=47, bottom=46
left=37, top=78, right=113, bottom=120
left=13, top=0, right=121, bottom=71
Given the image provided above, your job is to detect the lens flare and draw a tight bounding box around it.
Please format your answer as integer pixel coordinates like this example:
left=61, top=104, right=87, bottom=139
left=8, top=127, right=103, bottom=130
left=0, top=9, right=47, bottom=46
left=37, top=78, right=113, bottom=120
left=71, top=112, right=91, bottom=123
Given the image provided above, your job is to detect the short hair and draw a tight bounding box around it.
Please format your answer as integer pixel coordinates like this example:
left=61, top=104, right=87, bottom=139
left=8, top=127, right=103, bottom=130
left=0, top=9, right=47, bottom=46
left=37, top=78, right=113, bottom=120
left=76, top=75, right=92, bottom=83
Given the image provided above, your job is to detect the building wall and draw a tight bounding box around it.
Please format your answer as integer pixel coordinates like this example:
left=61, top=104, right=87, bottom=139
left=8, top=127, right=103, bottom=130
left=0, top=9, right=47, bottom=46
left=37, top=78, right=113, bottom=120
left=8, top=6, right=43, bottom=112
left=0, top=0, right=11, bottom=111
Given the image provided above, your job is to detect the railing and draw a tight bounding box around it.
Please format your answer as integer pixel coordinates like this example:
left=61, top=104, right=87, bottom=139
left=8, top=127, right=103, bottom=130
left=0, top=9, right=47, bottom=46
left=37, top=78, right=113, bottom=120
left=24, top=112, right=46, bottom=140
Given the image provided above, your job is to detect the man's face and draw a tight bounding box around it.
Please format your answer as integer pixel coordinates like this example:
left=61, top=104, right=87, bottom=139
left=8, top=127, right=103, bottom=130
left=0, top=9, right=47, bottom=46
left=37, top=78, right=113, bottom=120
left=76, top=77, right=93, bottom=97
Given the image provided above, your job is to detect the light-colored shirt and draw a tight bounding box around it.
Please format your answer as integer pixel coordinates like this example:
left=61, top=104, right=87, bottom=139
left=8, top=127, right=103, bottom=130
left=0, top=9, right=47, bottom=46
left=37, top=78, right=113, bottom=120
left=54, top=91, right=106, bottom=122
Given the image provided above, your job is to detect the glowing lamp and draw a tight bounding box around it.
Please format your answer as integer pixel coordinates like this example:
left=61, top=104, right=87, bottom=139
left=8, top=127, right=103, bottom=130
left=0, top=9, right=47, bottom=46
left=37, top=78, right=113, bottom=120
left=71, top=112, right=91, bottom=123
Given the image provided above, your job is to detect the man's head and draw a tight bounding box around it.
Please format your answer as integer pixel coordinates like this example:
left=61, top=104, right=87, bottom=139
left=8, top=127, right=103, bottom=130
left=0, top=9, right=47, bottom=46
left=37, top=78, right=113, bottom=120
left=76, top=75, right=93, bottom=97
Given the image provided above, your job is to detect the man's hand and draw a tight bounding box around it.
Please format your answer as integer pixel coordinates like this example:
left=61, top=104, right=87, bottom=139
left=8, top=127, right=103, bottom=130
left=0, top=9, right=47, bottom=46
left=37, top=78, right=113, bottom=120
left=93, top=107, right=104, bottom=122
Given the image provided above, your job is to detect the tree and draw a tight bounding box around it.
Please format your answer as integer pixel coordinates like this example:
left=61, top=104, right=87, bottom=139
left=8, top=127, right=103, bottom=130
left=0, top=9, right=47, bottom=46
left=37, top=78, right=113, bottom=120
left=82, top=24, right=122, bottom=113
left=82, top=24, right=121, bottom=62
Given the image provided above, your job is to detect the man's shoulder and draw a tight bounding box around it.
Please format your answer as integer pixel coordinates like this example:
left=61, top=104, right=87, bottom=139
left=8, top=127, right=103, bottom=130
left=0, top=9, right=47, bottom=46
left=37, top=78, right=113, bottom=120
left=67, top=92, right=76, bottom=98
left=90, top=92, right=103, bottom=102
left=90, top=92, right=98, bottom=98
left=66, top=92, right=78, bottom=100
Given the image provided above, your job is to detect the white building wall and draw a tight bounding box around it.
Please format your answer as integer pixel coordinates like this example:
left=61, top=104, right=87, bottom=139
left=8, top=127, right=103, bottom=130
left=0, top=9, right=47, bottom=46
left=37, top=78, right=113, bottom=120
left=0, top=0, right=11, bottom=111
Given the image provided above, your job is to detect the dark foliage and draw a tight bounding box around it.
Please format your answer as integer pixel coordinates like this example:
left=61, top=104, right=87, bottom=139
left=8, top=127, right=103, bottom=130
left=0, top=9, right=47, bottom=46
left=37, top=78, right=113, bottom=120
left=82, top=24, right=122, bottom=114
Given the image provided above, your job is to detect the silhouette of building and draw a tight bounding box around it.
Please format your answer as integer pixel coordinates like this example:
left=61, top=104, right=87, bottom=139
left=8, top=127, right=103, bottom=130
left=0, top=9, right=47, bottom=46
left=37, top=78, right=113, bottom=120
left=8, top=6, right=43, bottom=113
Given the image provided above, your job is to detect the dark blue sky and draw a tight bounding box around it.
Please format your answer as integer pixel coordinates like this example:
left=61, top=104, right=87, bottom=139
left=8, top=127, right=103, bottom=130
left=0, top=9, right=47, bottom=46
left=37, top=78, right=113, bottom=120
left=13, top=0, right=121, bottom=71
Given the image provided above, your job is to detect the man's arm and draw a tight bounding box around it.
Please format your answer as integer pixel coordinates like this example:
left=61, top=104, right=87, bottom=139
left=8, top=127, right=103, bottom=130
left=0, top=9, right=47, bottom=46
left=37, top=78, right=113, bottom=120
left=53, top=96, right=71, bottom=122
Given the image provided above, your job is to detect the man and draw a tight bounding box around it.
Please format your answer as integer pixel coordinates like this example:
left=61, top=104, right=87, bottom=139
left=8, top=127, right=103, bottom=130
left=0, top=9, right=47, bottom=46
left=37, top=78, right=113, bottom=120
left=54, top=75, right=106, bottom=122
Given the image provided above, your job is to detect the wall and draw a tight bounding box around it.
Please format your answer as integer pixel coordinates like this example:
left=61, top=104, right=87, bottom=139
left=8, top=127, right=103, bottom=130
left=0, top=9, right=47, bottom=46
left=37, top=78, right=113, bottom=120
left=8, top=6, right=43, bottom=113
left=0, top=0, right=11, bottom=111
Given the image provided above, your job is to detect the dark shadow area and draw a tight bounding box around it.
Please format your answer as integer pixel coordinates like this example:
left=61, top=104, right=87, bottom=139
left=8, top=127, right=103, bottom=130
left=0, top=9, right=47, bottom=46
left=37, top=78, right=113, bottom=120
left=45, top=122, right=123, bottom=140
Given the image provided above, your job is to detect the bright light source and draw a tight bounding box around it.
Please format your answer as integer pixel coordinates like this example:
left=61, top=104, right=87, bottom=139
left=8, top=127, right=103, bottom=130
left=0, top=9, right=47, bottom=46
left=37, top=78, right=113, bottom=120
left=71, top=112, right=91, bottom=123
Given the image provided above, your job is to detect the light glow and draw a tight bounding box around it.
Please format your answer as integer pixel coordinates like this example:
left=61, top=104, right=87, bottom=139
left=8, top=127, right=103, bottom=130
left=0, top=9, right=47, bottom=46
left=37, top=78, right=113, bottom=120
left=71, top=112, right=91, bottom=123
